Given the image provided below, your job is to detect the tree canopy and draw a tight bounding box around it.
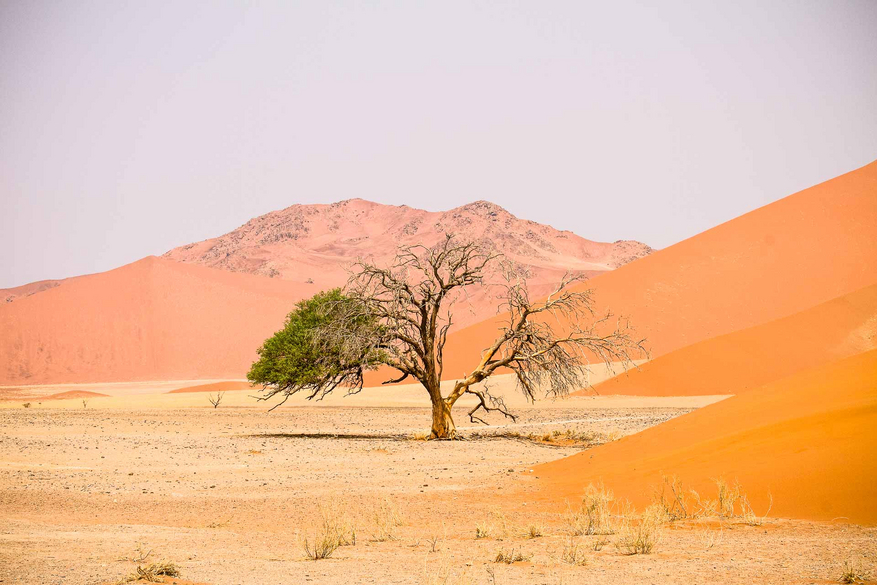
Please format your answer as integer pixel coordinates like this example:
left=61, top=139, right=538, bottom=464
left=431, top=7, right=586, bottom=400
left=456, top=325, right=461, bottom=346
left=250, top=235, right=647, bottom=437
left=247, top=288, right=383, bottom=406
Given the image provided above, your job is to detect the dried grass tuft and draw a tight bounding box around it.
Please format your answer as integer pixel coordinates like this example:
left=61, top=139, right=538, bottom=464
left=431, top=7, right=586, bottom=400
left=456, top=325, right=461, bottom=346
left=652, top=474, right=691, bottom=521
left=302, top=529, right=339, bottom=560
left=740, top=493, right=772, bottom=526
left=565, top=483, right=615, bottom=536
left=839, top=559, right=869, bottom=584
left=494, top=547, right=531, bottom=564
left=614, top=503, right=663, bottom=555
left=560, top=536, right=588, bottom=566
left=372, top=497, right=404, bottom=541
left=301, top=502, right=357, bottom=560
left=118, top=561, right=180, bottom=583
left=474, top=510, right=509, bottom=540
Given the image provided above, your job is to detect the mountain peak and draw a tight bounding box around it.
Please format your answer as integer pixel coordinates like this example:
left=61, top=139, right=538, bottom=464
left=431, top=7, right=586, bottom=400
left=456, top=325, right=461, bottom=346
left=163, top=199, right=653, bottom=291
left=451, top=200, right=513, bottom=219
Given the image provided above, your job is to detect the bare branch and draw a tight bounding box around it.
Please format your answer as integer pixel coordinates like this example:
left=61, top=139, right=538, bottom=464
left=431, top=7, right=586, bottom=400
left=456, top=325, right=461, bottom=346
left=465, top=383, right=517, bottom=425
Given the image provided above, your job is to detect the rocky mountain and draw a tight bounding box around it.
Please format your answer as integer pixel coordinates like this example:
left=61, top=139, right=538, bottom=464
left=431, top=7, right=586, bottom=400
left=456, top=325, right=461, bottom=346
left=0, top=199, right=652, bottom=384
left=164, top=199, right=652, bottom=284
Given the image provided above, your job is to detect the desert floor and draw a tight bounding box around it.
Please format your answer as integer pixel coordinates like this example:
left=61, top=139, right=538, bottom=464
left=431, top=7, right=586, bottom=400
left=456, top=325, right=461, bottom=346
left=0, top=389, right=875, bottom=585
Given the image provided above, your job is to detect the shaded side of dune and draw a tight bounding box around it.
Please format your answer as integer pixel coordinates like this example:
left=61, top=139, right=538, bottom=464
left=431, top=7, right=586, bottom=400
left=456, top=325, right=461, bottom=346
left=534, top=349, right=877, bottom=524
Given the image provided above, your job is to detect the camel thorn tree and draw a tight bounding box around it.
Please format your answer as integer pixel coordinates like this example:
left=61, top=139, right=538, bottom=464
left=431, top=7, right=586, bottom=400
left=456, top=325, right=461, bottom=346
left=248, top=234, right=647, bottom=439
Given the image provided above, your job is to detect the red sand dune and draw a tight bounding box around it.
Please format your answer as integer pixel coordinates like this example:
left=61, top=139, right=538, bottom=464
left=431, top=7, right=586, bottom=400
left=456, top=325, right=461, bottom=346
left=534, top=349, right=877, bottom=525
left=577, top=283, right=877, bottom=397
left=1, top=200, right=649, bottom=385
left=43, top=390, right=109, bottom=400
left=440, top=160, right=877, bottom=378
left=1, top=279, right=61, bottom=303
left=0, top=257, right=311, bottom=385
left=168, top=381, right=253, bottom=394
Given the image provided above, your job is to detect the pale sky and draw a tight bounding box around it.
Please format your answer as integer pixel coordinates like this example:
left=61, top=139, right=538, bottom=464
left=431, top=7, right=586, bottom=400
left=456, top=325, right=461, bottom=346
left=1, top=1, right=875, bottom=288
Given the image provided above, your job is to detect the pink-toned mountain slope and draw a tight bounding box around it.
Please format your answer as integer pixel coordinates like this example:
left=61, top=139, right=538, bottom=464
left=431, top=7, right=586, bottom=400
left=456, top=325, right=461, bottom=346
left=1, top=279, right=62, bottom=303
left=534, top=349, right=877, bottom=525
left=164, top=199, right=651, bottom=329
left=165, top=199, right=651, bottom=281
left=0, top=257, right=311, bottom=384
left=574, top=283, right=877, bottom=397
left=1, top=201, right=650, bottom=385
left=438, top=160, right=877, bottom=379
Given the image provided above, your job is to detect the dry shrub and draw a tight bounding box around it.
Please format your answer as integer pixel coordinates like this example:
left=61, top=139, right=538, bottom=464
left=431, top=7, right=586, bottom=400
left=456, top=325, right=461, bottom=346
left=301, top=503, right=357, bottom=559
left=560, top=536, right=588, bottom=566
left=666, top=476, right=770, bottom=525
left=550, top=428, right=602, bottom=445
left=22, top=402, right=31, bottom=408
left=475, top=522, right=492, bottom=540
left=302, top=529, right=339, bottom=560
left=614, top=504, right=663, bottom=555
left=372, top=497, right=404, bottom=541
left=119, top=561, right=180, bottom=583
left=565, top=483, right=615, bottom=536
left=207, top=391, right=224, bottom=408
left=499, top=428, right=611, bottom=447
left=715, top=478, right=742, bottom=519
left=740, top=493, right=772, bottom=526
left=652, top=474, right=691, bottom=521
left=839, top=559, right=869, bottom=584
left=475, top=510, right=510, bottom=540
left=699, top=523, right=723, bottom=551
left=592, top=536, right=610, bottom=552
left=117, top=543, right=152, bottom=563
left=494, top=547, right=531, bottom=564
left=524, top=523, right=544, bottom=539
left=425, top=523, right=446, bottom=553
left=322, top=503, right=357, bottom=546
left=690, top=488, right=719, bottom=518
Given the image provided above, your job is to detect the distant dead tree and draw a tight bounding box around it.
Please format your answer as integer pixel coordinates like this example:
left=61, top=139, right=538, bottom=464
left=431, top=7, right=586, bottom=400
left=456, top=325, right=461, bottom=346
left=208, top=392, right=225, bottom=409
left=82, top=398, right=89, bottom=409
left=249, top=235, right=647, bottom=438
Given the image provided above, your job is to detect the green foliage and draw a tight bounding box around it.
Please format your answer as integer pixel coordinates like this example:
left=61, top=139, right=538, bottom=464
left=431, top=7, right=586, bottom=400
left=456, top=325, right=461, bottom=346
left=247, top=289, right=381, bottom=398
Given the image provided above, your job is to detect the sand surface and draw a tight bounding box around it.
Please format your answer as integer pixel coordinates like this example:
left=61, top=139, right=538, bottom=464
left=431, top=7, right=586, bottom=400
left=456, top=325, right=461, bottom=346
left=2, top=398, right=874, bottom=585
left=535, top=350, right=877, bottom=525
left=0, top=258, right=312, bottom=385
left=581, top=283, right=877, bottom=397
left=440, top=160, right=877, bottom=380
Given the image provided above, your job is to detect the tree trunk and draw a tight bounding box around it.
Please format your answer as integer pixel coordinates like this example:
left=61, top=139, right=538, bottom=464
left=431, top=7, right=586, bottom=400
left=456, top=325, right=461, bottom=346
left=430, top=398, right=456, bottom=439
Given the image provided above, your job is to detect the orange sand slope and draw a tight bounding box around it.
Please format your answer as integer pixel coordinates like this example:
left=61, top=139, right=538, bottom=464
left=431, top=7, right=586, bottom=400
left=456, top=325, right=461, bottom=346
left=579, top=283, right=877, bottom=397
left=442, top=160, right=877, bottom=378
left=0, top=257, right=311, bottom=385
left=43, top=390, right=109, bottom=400
left=168, top=381, right=253, bottom=394
left=535, top=349, right=877, bottom=524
